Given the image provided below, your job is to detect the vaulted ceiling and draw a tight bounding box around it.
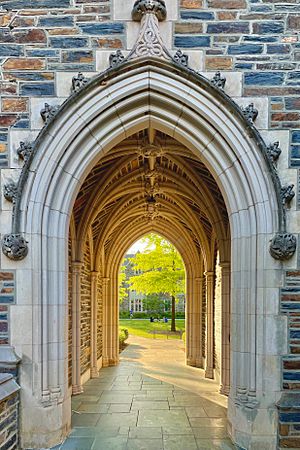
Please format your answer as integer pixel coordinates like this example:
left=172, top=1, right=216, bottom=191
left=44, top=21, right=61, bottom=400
left=72, top=130, right=229, bottom=264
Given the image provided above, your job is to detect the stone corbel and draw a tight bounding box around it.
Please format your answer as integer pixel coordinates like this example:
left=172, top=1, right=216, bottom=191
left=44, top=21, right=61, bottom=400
left=270, top=233, right=297, bottom=261
left=2, top=234, right=28, bottom=261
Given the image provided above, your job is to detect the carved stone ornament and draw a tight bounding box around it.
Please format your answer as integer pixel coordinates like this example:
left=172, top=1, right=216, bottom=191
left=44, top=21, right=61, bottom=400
left=109, top=50, right=125, bottom=68
left=267, top=141, right=281, bottom=163
left=242, top=103, right=258, bottom=123
left=71, top=72, right=89, bottom=93
left=2, top=234, right=28, bottom=261
left=281, top=184, right=295, bottom=206
left=132, top=0, right=167, bottom=22
left=17, top=141, right=33, bottom=162
left=173, top=50, right=189, bottom=67
left=129, top=0, right=171, bottom=61
left=40, top=103, right=60, bottom=124
left=269, top=233, right=297, bottom=261
left=3, top=180, right=18, bottom=204
left=211, top=71, right=226, bottom=90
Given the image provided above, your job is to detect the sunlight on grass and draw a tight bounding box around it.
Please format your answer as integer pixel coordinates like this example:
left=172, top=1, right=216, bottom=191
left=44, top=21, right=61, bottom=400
left=119, top=319, right=185, bottom=340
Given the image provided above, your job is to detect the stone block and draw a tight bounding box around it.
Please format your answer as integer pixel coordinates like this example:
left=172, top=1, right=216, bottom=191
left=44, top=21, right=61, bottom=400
left=20, top=83, right=55, bottom=97
left=79, top=22, right=124, bottom=35
left=244, top=72, right=285, bottom=86
left=3, top=58, right=45, bottom=70
left=207, top=22, right=249, bottom=34
left=175, top=23, right=203, bottom=34
left=92, top=37, right=124, bottom=49
left=180, top=11, right=214, bottom=20
left=62, top=50, right=93, bottom=64
left=50, top=37, right=89, bottom=49
left=228, top=44, right=263, bottom=55
left=2, top=98, right=28, bottom=112
left=205, top=57, right=233, bottom=70
left=1, top=0, right=69, bottom=8
left=174, top=35, right=210, bottom=48
left=288, top=15, right=300, bottom=29
left=0, top=45, right=23, bottom=57
left=208, top=0, right=247, bottom=8
left=253, top=21, right=285, bottom=34
left=38, top=16, right=74, bottom=27
left=180, top=0, right=203, bottom=8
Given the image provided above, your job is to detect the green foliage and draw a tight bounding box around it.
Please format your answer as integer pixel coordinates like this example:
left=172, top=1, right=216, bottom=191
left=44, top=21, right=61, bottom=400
left=119, top=311, right=130, bottom=319
left=128, top=234, right=185, bottom=299
left=143, top=293, right=165, bottom=315
left=119, top=328, right=129, bottom=348
left=119, top=263, right=128, bottom=304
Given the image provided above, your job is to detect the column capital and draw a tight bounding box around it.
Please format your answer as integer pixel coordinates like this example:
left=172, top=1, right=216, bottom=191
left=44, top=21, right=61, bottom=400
left=220, top=262, right=231, bottom=270
left=101, top=277, right=110, bottom=286
left=90, top=271, right=99, bottom=280
left=72, top=261, right=82, bottom=272
left=204, top=271, right=214, bottom=278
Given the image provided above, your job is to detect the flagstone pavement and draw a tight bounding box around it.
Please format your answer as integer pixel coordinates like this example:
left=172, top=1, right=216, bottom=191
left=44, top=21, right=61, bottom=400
left=51, top=336, right=235, bottom=449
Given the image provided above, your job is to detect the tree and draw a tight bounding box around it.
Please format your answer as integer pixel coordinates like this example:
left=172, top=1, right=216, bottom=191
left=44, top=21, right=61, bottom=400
left=118, top=263, right=128, bottom=304
left=128, top=234, right=185, bottom=331
left=143, top=293, right=166, bottom=316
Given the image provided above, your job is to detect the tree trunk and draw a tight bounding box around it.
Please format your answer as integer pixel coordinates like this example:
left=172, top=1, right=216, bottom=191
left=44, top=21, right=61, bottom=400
left=171, top=295, right=176, bottom=332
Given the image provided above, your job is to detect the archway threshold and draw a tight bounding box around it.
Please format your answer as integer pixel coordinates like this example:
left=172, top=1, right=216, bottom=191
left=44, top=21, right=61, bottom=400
left=52, top=337, right=233, bottom=449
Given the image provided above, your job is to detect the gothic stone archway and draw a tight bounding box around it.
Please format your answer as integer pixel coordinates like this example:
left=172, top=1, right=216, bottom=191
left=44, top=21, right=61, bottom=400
left=3, top=54, right=289, bottom=449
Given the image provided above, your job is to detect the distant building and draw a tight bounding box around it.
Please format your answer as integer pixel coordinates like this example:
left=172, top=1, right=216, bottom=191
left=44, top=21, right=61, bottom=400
left=119, top=253, right=185, bottom=314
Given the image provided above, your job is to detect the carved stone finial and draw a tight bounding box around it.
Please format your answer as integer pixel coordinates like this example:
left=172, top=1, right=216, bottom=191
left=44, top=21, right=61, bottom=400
left=281, top=184, right=295, bottom=206
left=267, top=141, right=282, bottom=163
left=242, top=103, right=258, bottom=123
left=2, top=234, right=28, bottom=261
left=211, top=72, right=226, bottom=90
left=132, top=0, right=167, bottom=22
left=109, top=50, right=125, bottom=68
left=270, top=233, right=297, bottom=261
left=173, top=50, right=189, bottom=67
left=71, top=72, right=89, bottom=93
left=40, top=103, right=60, bottom=124
left=3, top=181, right=18, bottom=204
left=17, top=141, right=33, bottom=163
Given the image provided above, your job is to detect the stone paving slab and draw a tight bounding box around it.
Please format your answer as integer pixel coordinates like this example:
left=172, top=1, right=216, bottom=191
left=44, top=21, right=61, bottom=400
left=50, top=336, right=233, bottom=449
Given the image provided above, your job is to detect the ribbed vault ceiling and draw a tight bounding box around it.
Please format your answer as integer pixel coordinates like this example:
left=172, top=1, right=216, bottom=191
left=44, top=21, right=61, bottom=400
left=73, top=131, right=229, bottom=260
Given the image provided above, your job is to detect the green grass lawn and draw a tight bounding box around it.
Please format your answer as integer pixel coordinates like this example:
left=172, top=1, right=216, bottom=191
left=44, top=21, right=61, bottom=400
left=119, top=319, right=185, bottom=340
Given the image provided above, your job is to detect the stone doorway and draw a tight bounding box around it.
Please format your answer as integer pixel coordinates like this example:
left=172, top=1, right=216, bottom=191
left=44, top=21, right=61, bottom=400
left=7, top=58, right=284, bottom=449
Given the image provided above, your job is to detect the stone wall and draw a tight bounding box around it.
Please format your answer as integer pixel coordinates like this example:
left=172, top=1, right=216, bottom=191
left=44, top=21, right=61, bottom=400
left=0, top=374, right=19, bottom=450
left=80, top=238, right=91, bottom=376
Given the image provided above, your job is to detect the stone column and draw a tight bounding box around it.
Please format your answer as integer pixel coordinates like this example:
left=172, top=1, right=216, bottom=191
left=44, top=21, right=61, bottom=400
left=220, top=263, right=231, bottom=395
left=72, top=261, right=83, bottom=395
left=90, top=271, right=99, bottom=378
left=101, top=277, right=110, bottom=368
left=186, top=276, right=204, bottom=368
left=205, top=271, right=214, bottom=379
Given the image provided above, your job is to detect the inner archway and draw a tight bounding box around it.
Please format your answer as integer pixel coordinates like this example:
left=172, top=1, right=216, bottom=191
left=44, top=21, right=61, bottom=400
left=13, top=58, right=282, bottom=449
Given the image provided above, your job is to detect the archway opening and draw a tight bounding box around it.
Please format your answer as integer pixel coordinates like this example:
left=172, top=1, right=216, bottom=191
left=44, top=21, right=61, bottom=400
left=67, top=128, right=231, bottom=408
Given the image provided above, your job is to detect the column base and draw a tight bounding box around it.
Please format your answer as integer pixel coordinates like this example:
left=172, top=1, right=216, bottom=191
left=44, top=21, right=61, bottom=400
left=72, top=384, right=83, bottom=396
left=220, top=384, right=230, bottom=396
left=205, top=368, right=214, bottom=379
left=90, top=367, right=99, bottom=378
left=102, top=356, right=119, bottom=367
left=186, top=357, right=204, bottom=368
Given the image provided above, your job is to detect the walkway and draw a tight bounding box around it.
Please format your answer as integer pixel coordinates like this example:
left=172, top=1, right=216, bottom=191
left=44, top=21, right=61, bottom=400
left=52, top=337, right=234, bottom=449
